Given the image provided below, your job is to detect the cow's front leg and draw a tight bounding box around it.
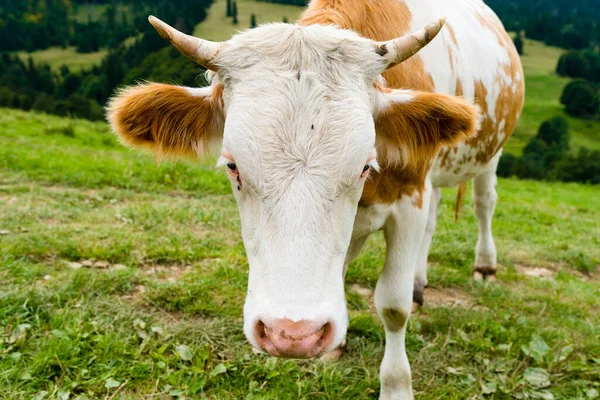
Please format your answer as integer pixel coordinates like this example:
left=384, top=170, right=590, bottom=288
left=413, top=187, right=441, bottom=309
left=472, top=153, right=501, bottom=281
left=376, top=192, right=430, bottom=399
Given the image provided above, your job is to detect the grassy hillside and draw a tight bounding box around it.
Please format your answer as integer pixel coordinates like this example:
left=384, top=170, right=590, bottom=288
left=509, top=39, right=600, bottom=154
left=16, top=46, right=108, bottom=73
left=1, top=108, right=598, bottom=399
left=14, top=0, right=600, bottom=154
left=193, top=0, right=303, bottom=40
left=72, top=3, right=132, bottom=23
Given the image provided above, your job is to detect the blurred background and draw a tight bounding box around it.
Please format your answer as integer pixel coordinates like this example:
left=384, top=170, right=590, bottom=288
left=0, top=0, right=599, bottom=181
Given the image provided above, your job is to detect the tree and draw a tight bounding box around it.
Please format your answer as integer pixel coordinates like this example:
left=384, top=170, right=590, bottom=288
left=226, top=0, right=232, bottom=17
left=232, top=1, right=238, bottom=25
left=496, top=152, right=517, bottom=177
left=581, top=49, right=600, bottom=83
left=551, top=148, right=600, bottom=184
left=282, top=16, right=289, bottom=23
left=511, top=116, right=572, bottom=180
left=537, top=115, right=570, bottom=149
left=513, top=32, right=524, bottom=55
left=536, top=116, right=570, bottom=169
left=556, top=51, right=590, bottom=79
left=513, top=138, right=548, bottom=180
left=250, top=13, right=257, bottom=28
left=560, top=79, right=599, bottom=118
left=559, top=24, right=588, bottom=50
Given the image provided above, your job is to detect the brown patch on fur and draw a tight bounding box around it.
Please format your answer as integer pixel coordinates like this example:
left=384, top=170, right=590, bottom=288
left=360, top=91, right=479, bottom=207
left=106, top=83, right=223, bottom=159
left=382, top=308, right=408, bottom=331
left=455, top=77, right=463, bottom=96
left=463, top=12, right=525, bottom=165
left=454, top=181, right=467, bottom=221
left=374, top=81, right=392, bottom=94
left=446, top=23, right=458, bottom=45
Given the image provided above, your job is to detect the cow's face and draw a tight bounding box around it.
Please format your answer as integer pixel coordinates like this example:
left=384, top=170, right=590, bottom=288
left=215, top=25, right=385, bottom=357
left=108, top=19, right=478, bottom=358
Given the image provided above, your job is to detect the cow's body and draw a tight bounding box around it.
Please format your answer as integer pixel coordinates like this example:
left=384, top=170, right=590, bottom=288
left=301, top=0, right=524, bottom=303
left=108, top=1, right=523, bottom=398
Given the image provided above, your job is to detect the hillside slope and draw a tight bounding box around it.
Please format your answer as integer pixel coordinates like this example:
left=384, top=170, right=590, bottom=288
left=12, top=0, right=600, bottom=153
left=1, top=108, right=598, bottom=398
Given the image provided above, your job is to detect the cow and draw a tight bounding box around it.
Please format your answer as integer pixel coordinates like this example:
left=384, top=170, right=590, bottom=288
left=107, top=0, right=524, bottom=397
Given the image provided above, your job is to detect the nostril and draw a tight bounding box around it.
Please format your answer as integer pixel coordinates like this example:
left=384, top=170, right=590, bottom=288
left=255, top=320, right=267, bottom=340
left=316, top=322, right=332, bottom=348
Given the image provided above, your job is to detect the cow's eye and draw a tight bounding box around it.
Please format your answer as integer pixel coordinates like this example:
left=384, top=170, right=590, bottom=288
left=361, top=164, right=370, bottom=177
left=227, top=162, right=237, bottom=172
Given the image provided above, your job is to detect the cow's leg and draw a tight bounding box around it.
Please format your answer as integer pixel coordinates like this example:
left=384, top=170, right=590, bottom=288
left=321, top=233, right=370, bottom=362
left=343, top=233, right=370, bottom=279
left=376, top=192, right=430, bottom=399
left=412, top=187, right=441, bottom=309
left=472, top=154, right=501, bottom=281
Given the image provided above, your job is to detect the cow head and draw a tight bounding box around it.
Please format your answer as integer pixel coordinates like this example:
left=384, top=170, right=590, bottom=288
left=107, top=17, right=478, bottom=359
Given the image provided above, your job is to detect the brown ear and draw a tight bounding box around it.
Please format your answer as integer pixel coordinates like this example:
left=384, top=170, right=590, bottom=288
left=374, top=89, right=479, bottom=168
left=106, top=83, right=224, bottom=159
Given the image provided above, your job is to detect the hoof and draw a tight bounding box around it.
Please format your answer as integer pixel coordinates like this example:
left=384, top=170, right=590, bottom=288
left=474, top=266, right=497, bottom=281
left=320, top=345, right=345, bottom=362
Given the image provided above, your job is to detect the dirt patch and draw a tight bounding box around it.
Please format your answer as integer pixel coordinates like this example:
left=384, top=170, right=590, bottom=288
left=350, top=283, right=373, bottom=298
left=139, top=264, right=192, bottom=283
left=424, top=287, right=477, bottom=309
left=0, top=195, right=18, bottom=205
left=349, top=284, right=480, bottom=311
left=516, top=264, right=556, bottom=279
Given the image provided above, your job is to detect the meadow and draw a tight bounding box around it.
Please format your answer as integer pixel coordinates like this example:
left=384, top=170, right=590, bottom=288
left=16, top=47, right=108, bottom=73
left=1, top=106, right=599, bottom=399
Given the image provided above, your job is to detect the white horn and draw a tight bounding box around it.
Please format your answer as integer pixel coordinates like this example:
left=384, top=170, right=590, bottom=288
left=148, top=15, right=224, bottom=71
left=376, top=17, right=446, bottom=70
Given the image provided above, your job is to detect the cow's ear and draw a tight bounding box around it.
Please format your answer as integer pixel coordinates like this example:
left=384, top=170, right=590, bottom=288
left=107, top=83, right=224, bottom=159
left=374, top=89, right=479, bottom=167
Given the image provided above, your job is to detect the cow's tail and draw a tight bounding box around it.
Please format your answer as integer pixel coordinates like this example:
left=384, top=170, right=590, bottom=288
left=454, top=182, right=468, bottom=222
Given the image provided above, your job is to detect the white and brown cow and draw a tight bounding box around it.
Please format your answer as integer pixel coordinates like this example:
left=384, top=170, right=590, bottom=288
left=107, top=0, right=523, bottom=397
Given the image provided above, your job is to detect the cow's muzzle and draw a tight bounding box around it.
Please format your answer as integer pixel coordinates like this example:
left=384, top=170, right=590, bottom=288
left=254, top=319, right=334, bottom=358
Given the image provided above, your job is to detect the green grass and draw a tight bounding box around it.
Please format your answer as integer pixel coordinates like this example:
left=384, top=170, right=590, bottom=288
left=1, top=108, right=599, bottom=399
left=72, top=3, right=132, bottom=24
left=508, top=39, right=600, bottom=155
left=193, top=0, right=303, bottom=41
left=16, top=47, right=108, bottom=73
